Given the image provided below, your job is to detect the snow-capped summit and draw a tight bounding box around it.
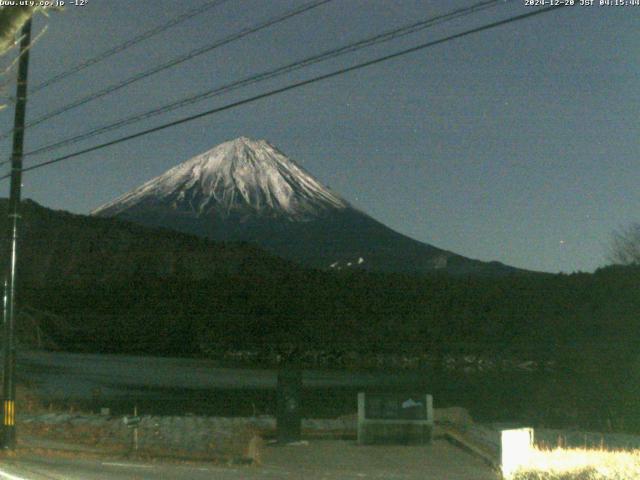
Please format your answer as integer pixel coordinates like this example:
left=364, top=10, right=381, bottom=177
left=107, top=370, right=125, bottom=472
left=93, top=137, right=348, bottom=221
left=93, top=137, right=520, bottom=275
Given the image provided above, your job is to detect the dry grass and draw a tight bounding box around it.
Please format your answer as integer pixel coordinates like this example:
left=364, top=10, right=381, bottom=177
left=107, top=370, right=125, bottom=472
left=16, top=383, right=48, bottom=414
left=512, top=447, right=640, bottom=480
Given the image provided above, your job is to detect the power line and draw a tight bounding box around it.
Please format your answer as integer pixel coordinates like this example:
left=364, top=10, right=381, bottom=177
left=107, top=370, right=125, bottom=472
left=29, top=0, right=234, bottom=94
left=0, top=5, right=565, bottom=182
left=0, top=0, right=333, bottom=143
left=25, top=0, right=505, bottom=158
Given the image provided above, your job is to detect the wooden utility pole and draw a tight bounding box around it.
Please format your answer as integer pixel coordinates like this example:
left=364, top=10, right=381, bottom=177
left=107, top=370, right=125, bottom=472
left=2, top=17, right=32, bottom=450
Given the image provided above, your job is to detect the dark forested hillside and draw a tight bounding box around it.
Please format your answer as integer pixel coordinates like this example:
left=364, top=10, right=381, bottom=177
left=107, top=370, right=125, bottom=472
left=0, top=199, right=296, bottom=287
left=1, top=199, right=638, bottom=363
left=4, top=200, right=640, bottom=432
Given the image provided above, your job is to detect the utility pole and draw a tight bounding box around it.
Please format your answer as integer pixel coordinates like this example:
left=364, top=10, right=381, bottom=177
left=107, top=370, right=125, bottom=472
left=2, top=18, right=32, bottom=450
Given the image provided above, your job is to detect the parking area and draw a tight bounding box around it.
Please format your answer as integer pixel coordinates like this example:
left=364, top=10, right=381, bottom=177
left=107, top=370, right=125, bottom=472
left=260, top=439, right=500, bottom=480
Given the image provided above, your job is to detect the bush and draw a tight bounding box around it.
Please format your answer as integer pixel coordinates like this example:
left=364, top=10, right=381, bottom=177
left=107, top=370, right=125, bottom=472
left=512, top=448, right=640, bottom=480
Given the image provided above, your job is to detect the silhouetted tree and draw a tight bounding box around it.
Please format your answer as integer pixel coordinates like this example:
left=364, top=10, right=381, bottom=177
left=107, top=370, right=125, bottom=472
left=609, top=223, right=640, bottom=266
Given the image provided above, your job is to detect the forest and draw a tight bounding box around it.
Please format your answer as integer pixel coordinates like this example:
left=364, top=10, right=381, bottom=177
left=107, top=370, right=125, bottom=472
left=4, top=200, right=640, bottom=431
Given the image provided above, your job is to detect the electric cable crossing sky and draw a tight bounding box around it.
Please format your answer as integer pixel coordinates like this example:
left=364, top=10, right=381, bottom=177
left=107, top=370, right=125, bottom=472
left=0, top=4, right=565, bottom=182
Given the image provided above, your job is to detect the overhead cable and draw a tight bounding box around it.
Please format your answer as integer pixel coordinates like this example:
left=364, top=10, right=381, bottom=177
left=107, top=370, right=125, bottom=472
left=26, top=0, right=505, bottom=158
left=0, top=0, right=332, bottom=143
left=0, top=5, right=565, bottom=182
left=30, top=0, right=234, bottom=94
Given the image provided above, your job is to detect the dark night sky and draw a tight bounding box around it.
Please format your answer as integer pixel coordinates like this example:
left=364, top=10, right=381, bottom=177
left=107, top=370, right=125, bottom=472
left=0, top=0, right=638, bottom=273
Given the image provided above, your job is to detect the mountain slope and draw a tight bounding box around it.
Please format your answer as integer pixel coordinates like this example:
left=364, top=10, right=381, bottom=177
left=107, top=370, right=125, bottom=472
left=93, top=137, right=520, bottom=275
left=0, top=199, right=293, bottom=288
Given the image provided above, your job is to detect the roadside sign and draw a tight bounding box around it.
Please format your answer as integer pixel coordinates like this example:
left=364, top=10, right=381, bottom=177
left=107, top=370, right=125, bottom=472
left=365, top=393, right=429, bottom=420
left=358, top=392, right=433, bottom=445
left=123, top=415, right=141, bottom=428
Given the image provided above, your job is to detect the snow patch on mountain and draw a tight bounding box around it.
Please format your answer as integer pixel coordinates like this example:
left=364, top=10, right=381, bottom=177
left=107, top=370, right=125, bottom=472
left=92, top=137, right=348, bottom=221
left=329, top=257, right=366, bottom=270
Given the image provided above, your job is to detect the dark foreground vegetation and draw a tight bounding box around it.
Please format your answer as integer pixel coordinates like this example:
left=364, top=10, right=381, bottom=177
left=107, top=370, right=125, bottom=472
left=3, top=200, right=640, bottom=433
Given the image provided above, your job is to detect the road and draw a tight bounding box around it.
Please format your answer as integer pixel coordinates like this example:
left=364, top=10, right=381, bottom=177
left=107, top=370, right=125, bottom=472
left=17, top=350, right=423, bottom=391
left=16, top=350, right=427, bottom=415
left=0, top=456, right=266, bottom=480
left=17, top=349, right=280, bottom=395
left=0, top=440, right=499, bottom=480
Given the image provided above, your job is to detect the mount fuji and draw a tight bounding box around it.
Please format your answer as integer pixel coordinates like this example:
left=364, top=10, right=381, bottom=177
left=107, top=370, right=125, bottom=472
left=93, top=137, right=517, bottom=275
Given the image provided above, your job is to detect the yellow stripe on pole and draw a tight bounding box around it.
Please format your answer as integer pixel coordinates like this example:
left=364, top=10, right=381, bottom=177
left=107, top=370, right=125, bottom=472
left=3, top=400, right=14, bottom=426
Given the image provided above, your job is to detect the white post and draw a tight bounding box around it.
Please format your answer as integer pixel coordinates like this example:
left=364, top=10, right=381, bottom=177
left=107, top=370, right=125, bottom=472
left=425, top=394, right=433, bottom=425
left=501, top=428, right=534, bottom=479
left=133, top=405, right=139, bottom=452
left=357, top=392, right=365, bottom=445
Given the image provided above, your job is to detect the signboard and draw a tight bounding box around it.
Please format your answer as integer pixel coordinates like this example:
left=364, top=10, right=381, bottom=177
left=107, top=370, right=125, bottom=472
left=357, top=392, right=433, bottom=445
left=123, top=415, right=141, bottom=428
left=365, top=394, right=428, bottom=420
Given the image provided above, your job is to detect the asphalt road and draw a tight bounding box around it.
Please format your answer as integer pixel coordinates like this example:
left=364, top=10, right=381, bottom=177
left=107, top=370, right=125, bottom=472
left=15, top=350, right=426, bottom=415
left=17, top=350, right=423, bottom=393
left=0, top=456, right=274, bottom=480
left=0, top=440, right=499, bottom=480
